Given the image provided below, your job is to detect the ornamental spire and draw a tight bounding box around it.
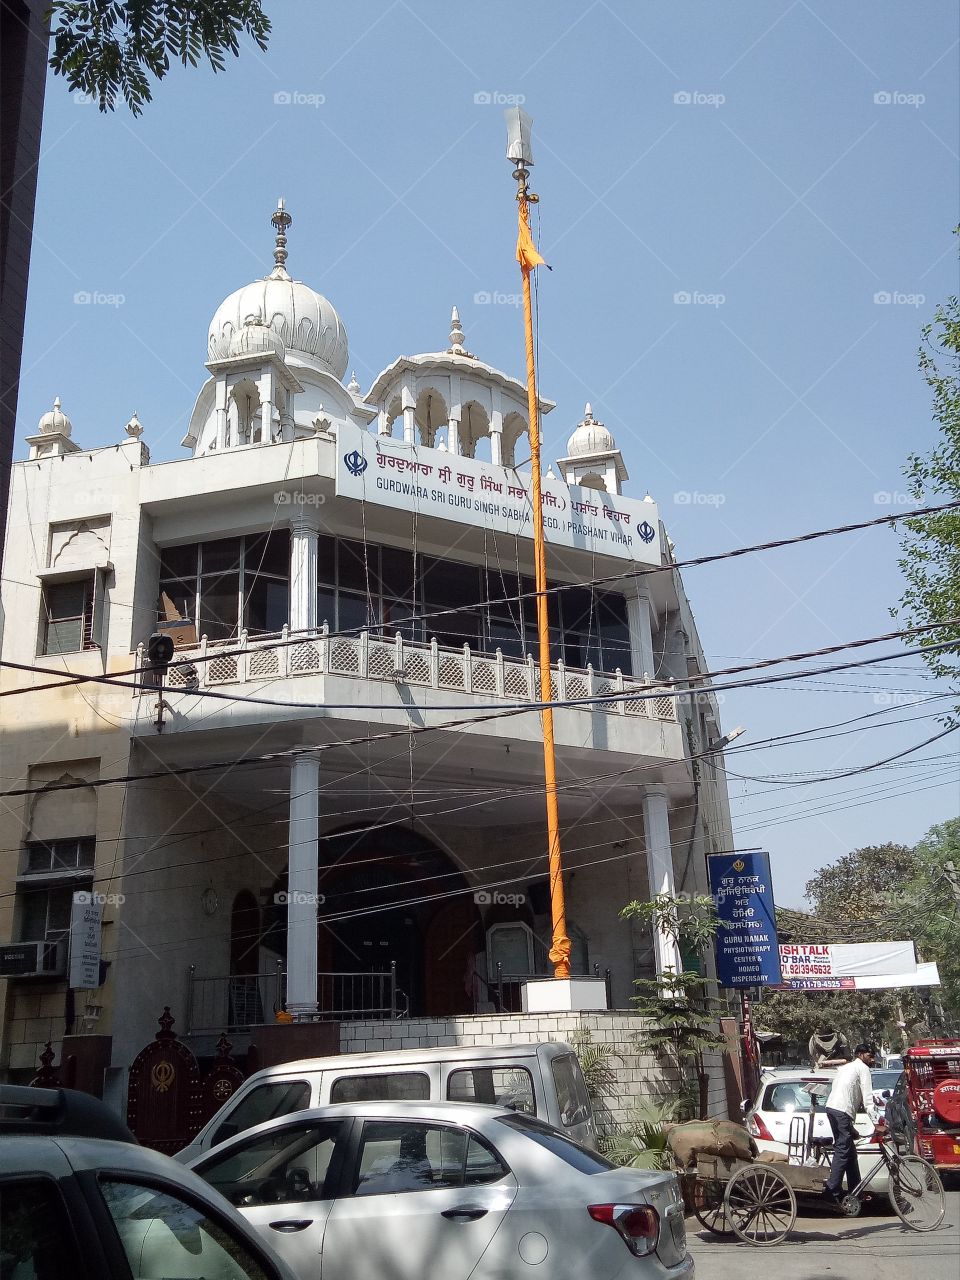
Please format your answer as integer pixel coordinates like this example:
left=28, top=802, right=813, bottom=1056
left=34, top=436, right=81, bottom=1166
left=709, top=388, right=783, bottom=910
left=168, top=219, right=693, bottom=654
left=270, top=197, right=293, bottom=278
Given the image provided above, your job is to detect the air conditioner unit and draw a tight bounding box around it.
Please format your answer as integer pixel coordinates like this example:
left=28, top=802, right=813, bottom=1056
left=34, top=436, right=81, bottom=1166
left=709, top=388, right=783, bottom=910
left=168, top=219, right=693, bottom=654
left=0, top=939, right=66, bottom=978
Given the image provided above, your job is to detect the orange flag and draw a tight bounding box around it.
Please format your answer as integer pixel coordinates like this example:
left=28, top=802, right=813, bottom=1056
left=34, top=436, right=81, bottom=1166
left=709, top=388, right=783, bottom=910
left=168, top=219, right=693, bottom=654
left=516, top=201, right=547, bottom=271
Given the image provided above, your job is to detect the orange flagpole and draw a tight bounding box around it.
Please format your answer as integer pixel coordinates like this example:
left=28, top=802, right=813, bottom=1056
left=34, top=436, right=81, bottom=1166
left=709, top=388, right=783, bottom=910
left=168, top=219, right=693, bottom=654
left=515, top=186, right=571, bottom=980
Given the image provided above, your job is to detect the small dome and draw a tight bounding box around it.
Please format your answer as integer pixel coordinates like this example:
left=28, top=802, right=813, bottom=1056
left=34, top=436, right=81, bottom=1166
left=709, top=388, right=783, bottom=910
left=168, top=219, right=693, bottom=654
left=38, top=396, right=72, bottom=436
left=226, top=312, right=286, bottom=361
left=567, top=403, right=615, bottom=456
left=207, top=201, right=348, bottom=379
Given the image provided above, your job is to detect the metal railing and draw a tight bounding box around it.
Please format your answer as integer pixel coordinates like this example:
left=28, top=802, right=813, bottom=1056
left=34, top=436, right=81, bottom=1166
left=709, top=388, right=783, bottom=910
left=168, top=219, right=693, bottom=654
left=186, top=963, right=400, bottom=1033
left=137, top=626, right=677, bottom=721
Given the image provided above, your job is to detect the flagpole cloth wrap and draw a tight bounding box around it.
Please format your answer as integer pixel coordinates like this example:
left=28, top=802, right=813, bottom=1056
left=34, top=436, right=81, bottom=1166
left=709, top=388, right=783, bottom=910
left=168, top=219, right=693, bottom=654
left=517, top=192, right=570, bottom=977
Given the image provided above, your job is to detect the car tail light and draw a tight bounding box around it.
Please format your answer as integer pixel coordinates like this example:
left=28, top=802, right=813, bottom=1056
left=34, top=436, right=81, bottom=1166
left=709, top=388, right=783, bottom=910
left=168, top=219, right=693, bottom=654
left=588, top=1203, right=659, bottom=1257
left=745, top=1112, right=774, bottom=1141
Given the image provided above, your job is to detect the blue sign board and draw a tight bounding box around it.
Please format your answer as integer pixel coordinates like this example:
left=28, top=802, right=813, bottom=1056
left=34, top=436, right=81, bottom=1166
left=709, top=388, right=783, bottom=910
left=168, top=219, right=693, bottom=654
left=707, top=851, right=782, bottom=988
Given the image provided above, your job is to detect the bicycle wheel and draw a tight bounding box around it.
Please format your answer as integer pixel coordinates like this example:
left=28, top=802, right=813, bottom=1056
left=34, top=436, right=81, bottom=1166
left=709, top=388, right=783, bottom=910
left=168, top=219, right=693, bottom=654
left=693, top=1179, right=733, bottom=1236
left=889, top=1154, right=946, bottom=1231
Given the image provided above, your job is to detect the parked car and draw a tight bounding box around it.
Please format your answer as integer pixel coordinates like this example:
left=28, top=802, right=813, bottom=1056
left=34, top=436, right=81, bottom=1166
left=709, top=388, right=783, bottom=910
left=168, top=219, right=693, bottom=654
left=177, top=1040, right=596, bottom=1162
left=882, top=1054, right=904, bottom=1071
left=870, top=1068, right=903, bottom=1123
left=190, top=1099, right=694, bottom=1279
left=0, top=1084, right=295, bottom=1280
left=885, top=1038, right=960, bottom=1169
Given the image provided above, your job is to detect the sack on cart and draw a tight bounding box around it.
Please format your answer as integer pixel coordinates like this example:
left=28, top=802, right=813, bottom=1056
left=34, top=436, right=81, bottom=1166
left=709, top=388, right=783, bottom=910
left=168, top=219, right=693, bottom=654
left=666, top=1118, right=757, bottom=1168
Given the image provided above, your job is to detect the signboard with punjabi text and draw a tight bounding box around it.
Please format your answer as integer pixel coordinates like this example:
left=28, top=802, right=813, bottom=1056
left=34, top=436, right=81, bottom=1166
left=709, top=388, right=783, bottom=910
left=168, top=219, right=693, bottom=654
left=334, top=422, right=661, bottom=564
left=708, top=851, right=782, bottom=988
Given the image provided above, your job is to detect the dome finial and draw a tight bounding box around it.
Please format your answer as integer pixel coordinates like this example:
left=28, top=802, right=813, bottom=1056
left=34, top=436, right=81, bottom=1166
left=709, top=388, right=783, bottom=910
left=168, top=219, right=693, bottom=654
left=446, top=305, right=473, bottom=358
left=270, top=198, right=293, bottom=278
left=584, top=402, right=593, bottom=422
left=347, top=370, right=361, bottom=396
left=125, top=411, right=144, bottom=440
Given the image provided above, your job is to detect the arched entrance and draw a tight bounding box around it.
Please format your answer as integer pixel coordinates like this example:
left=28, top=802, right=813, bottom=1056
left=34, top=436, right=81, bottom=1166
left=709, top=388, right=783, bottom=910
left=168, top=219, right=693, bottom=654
left=267, top=826, right=482, bottom=1018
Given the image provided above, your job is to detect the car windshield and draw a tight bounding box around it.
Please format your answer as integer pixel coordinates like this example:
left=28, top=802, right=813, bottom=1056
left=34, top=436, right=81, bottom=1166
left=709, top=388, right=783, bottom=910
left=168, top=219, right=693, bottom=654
left=871, top=1070, right=902, bottom=1092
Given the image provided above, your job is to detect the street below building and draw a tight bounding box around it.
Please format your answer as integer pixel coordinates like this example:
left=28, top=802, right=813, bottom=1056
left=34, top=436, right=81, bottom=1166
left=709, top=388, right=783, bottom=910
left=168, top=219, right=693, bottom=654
left=688, top=1185, right=960, bottom=1279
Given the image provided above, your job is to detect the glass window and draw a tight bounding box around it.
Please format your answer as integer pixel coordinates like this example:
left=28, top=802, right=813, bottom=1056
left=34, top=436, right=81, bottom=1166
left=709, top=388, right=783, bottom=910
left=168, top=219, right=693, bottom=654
left=496, top=1113, right=613, bottom=1173
left=200, top=538, right=243, bottom=575
left=100, top=1179, right=272, bottom=1280
left=159, top=578, right=198, bottom=626
left=316, top=588, right=337, bottom=629
left=0, top=1179, right=75, bottom=1280
left=378, top=545, right=417, bottom=598
left=159, top=544, right=198, bottom=580
left=337, top=592, right=377, bottom=634
left=199, top=573, right=240, bottom=641
left=551, top=1055, right=592, bottom=1128
left=18, top=884, right=80, bottom=943
left=487, top=924, right=534, bottom=978
left=317, top=536, right=336, bottom=586
left=197, top=1122, right=342, bottom=1207
left=329, top=1071, right=430, bottom=1103
left=212, top=1080, right=311, bottom=1146
left=244, top=575, right=289, bottom=635
left=24, top=838, right=95, bottom=875
left=41, top=578, right=96, bottom=654
left=338, top=540, right=374, bottom=592
left=447, top=1066, right=535, bottom=1115
left=351, top=1121, right=506, bottom=1196
left=245, top=530, right=289, bottom=578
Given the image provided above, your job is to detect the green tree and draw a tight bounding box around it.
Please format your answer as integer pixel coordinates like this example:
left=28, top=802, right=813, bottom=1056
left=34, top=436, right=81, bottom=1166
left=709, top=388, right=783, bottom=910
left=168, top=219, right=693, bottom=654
left=621, top=894, right=727, bottom=1119
left=895, top=276, right=960, bottom=720
left=900, top=819, right=960, bottom=1022
left=49, top=1, right=271, bottom=114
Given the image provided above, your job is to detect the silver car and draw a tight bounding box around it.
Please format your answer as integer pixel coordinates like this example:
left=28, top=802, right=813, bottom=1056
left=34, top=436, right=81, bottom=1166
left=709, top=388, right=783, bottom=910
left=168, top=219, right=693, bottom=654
left=191, top=1099, right=694, bottom=1279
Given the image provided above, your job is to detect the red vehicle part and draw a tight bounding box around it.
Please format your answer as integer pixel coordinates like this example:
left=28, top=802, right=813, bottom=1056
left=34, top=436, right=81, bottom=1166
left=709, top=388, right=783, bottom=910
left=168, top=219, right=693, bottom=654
left=903, top=1040, right=960, bottom=1169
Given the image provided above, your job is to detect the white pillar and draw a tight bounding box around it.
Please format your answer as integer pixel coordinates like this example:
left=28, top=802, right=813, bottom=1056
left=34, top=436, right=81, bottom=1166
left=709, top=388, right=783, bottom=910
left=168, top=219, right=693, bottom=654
left=215, top=378, right=228, bottom=449
left=642, top=785, right=683, bottom=977
left=290, top=509, right=320, bottom=633
left=286, top=753, right=320, bottom=1016
left=625, top=584, right=656, bottom=682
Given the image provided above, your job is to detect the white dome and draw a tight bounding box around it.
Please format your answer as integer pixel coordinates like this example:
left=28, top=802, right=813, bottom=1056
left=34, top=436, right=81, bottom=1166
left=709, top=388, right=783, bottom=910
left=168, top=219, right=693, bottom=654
left=38, top=396, right=72, bottom=436
left=207, top=201, right=349, bottom=379
left=567, top=403, right=615, bottom=456
left=226, top=313, right=287, bottom=361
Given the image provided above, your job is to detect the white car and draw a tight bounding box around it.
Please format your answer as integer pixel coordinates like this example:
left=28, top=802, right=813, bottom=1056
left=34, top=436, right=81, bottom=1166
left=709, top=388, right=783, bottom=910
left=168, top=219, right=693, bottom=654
left=0, top=1084, right=296, bottom=1280
left=743, top=1069, right=889, bottom=1196
left=191, top=1099, right=694, bottom=1279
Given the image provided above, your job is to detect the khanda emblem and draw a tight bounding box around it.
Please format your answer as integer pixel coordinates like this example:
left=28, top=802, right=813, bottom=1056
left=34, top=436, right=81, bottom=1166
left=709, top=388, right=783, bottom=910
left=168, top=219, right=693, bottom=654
left=344, top=449, right=367, bottom=477
left=637, top=521, right=655, bottom=545
left=151, top=1060, right=175, bottom=1093
left=732, top=858, right=745, bottom=872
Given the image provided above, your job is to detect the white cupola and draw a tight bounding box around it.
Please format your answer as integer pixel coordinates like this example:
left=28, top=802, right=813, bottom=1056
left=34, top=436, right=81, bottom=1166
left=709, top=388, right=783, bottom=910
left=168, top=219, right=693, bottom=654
left=27, top=397, right=80, bottom=459
left=183, top=202, right=375, bottom=455
left=365, top=305, right=554, bottom=466
left=557, top=403, right=628, bottom=495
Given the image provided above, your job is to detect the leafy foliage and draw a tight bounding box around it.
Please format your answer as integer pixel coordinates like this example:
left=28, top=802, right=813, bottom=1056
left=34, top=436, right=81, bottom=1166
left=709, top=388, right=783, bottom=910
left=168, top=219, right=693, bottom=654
left=604, top=1097, right=685, bottom=1169
left=756, top=831, right=960, bottom=1054
left=894, top=267, right=960, bottom=719
left=631, top=968, right=728, bottom=1119
left=569, top=1029, right=619, bottom=1104
left=49, top=1, right=271, bottom=114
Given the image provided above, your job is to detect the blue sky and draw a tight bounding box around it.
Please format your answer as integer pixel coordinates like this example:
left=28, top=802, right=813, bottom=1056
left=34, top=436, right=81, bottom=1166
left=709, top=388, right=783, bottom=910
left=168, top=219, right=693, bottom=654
left=19, top=1, right=960, bottom=906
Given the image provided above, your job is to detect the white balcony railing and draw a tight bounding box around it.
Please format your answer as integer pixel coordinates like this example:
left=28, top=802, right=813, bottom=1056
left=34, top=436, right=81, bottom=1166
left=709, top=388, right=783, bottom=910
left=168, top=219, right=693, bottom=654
left=135, top=626, right=678, bottom=722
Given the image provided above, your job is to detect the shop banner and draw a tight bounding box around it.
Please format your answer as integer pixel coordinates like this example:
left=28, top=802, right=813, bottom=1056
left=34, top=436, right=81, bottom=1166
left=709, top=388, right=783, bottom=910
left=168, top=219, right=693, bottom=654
left=68, top=892, right=103, bottom=990
left=334, top=422, right=661, bottom=564
left=708, top=851, right=782, bottom=987
left=778, top=941, right=916, bottom=984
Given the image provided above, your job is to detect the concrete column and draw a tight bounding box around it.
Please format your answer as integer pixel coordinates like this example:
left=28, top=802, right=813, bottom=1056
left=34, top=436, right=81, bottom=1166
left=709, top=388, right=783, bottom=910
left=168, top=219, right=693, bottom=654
left=286, top=753, right=320, bottom=1017
left=215, top=378, right=228, bottom=449
left=490, top=389, right=504, bottom=465
left=402, top=406, right=416, bottom=444
left=642, top=785, right=683, bottom=977
left=625, top=584, right=656, bottom=682
left=289, top=509, right=320, bottom=633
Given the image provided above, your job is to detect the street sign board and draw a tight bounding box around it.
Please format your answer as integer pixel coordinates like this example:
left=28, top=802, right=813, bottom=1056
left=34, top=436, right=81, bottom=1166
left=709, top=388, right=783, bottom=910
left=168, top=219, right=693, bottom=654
left=708, top=851, right=781, bottom=988
left=777, top=940, right=916, bottom=988
left=68, top=892, right=103, bottom=990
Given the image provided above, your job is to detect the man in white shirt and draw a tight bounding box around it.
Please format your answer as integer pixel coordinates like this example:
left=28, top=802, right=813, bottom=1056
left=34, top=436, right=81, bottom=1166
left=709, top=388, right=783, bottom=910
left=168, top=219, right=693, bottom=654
left=823, top=1042, right=877, bottom=1201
